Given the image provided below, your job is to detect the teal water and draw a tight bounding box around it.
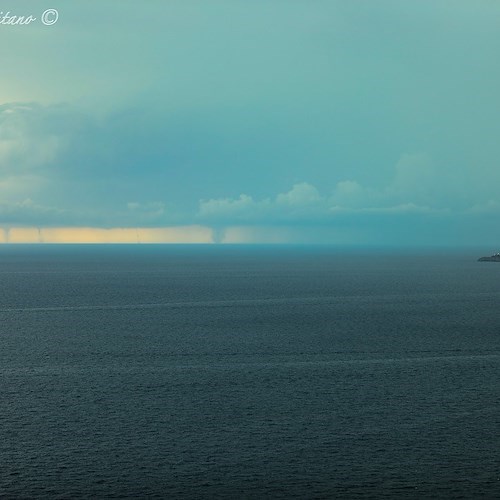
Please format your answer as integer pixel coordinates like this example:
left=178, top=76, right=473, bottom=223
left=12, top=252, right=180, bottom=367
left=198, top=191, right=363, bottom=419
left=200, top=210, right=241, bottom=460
left=1, top=245, right=499, bottom=498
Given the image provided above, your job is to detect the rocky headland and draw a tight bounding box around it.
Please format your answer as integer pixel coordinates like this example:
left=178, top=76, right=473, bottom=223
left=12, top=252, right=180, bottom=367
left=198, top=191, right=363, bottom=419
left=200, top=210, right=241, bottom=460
left=478, top=253, right=500, bottom=262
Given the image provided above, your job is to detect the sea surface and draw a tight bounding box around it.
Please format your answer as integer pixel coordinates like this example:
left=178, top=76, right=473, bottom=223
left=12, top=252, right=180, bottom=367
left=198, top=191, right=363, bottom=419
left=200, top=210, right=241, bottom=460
left=0, top=245, right=499, bottom=499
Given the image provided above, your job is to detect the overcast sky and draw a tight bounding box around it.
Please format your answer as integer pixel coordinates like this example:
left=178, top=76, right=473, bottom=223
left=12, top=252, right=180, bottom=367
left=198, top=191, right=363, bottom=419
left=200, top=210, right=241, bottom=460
left=1, top=0, right=500, bottom=244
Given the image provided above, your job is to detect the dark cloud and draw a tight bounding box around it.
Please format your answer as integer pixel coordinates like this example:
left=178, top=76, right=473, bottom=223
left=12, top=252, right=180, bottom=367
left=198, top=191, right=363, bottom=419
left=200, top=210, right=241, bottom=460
left=1, top=1, right=500, bottom=244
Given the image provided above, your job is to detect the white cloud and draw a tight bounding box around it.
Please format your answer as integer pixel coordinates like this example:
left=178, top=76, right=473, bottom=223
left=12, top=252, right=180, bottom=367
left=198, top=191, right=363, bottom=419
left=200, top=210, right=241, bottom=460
left=0, top=198, right=69, bottom=225
left=199, top=183, right=332, bottom=223
left=197, top=157, right=451, bottom=224
left=276, top=182, right=322, bottom=206
left=199, top=194, right=271, bottom=220
left=0, top=104, right=61, bottom=174
left=329, top=180, right=369, bottom=208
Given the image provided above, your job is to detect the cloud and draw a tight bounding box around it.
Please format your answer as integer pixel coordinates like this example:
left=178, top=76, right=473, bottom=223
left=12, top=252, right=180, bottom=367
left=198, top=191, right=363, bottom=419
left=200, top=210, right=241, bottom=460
left=0, top=104, right=65, bottom=205
left=127, top=201, right=165, bottom=217
left=0, top=198, right=71, bottom=226
left=385, top=153, right=440, bottom=206
left=276, top=182, right=322, bottom=206
left=0, top=96, right=497, bottom=248
left=467, top=200, right=500, bottom=214
left=197, top=155, right=454, bottom=226
left=199, top=182, right=332, bottom=223
left=1, top=0, right=500, bottom=247
left=330, top=180, right=370, bottom=209
left=198, top=193, right=264, bottom=219
left=327, top=153, right=455, bottom=211
left=0, top=102, right=188, bottom=226
left=0, top=103, right=86, bottom=174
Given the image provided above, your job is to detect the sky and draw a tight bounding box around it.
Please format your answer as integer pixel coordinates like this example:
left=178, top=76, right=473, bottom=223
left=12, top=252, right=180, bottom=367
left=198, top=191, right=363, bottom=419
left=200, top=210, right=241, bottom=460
left=1, top=0, right=500, bottom=245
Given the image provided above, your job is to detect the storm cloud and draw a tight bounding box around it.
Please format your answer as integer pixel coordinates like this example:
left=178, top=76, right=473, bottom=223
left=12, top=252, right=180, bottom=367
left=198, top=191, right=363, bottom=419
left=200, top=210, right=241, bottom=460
left=1, top=0, right=500, bottom=244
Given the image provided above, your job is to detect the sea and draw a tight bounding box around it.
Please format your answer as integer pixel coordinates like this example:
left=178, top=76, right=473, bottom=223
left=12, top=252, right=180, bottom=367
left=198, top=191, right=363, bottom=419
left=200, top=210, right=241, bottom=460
left=0, top=244, right=499, bottom=499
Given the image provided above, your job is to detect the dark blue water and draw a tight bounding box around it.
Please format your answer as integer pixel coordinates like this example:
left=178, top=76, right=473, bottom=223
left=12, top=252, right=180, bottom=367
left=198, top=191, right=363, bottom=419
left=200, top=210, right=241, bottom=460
left=1, top=245, right=499, bottom=498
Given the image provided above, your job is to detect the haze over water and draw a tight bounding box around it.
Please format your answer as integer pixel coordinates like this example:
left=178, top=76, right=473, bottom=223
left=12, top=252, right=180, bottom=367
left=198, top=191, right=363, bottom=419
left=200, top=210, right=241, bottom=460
left=1, top=245, right=499, bottom=498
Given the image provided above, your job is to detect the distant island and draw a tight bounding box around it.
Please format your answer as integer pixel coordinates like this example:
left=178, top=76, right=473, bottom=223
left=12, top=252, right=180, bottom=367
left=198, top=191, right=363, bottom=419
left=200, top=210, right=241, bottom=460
left=478, top=252, right=500, bottom=262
